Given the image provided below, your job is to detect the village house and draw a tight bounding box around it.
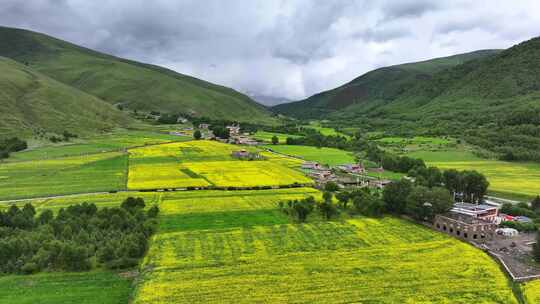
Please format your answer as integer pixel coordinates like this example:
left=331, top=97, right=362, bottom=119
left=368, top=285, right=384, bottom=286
left=231, top=149, right=262, bottom=160
left=232, top=136, right=259, bottom=146
left=338, top=163, right=366, bottom=174
left=226, top=124, right=241, bottom=136
left=301, top=162, right=321, bottom=170
left=451, top=203, right=499, bottom=222
left=368, top=179, right=392, bottom=189
left=434, top=203, right=499, bottom=242
left=198, top=123, right=210, bottom=130
left=176, top=117, right=188, bottom=124
left=309, top=170, right=336, bottom=183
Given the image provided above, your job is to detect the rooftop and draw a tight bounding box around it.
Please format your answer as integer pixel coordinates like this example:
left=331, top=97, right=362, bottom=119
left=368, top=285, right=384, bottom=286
left=439, top=212, right=496, bottom=225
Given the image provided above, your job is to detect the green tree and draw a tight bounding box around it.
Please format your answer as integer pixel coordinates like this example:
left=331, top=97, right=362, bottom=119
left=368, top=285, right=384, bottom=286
left=383, top=179, right=413, bottom=214
left=442, top=169, right=462, bottom=199
left=322, top=191, right=333, bottom=203
left=462, top=170, right=489, bottom=203
left=531, top=195, right=540, bottom=211
left=335, top=191, right=350, bottom=209
left=121, top=197, right=145, bottom=211
left=271, top=135, right=279, bottom=145
left=534, top=232, right=540, bottom=263
left=288, top=197, right=315, bottom=222
left=147, top=205, right=160, bottom=218
left=317, top=198, right=337, bottom=220
left=194, top=130, right=202, bottom=140
left=406, top=186, right=453, bottom=221
left=324, top=181, right=339, bottom=192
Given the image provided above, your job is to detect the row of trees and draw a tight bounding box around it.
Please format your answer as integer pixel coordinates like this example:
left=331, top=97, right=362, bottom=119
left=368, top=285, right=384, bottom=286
left=279, top=182, right=454, bottom=224
left=0, top=197, right=159, bottom=274
left=0, top=137, right=27, bottom=159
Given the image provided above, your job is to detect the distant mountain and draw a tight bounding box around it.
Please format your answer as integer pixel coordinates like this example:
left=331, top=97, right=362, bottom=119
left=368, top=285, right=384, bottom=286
left=275, top=37, right=540, bottom=161
left=249, top=94, right=293, bottom=106
left=0, top=56, right=131, bottom=138
left=0, top=26, right=275, bottom=124
left=272, top=50, right=501, bottom=119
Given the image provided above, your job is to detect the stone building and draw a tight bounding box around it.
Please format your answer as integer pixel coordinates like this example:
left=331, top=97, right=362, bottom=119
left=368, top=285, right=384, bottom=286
left=434, top=208, right=498, bottom=242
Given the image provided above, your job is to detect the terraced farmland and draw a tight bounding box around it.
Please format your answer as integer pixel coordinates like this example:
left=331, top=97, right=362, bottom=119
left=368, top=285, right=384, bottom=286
left=128, top=141, right=312, bottom=189
left=0, top=152, right=127, bottom=200
left=133, top=189, right=517, bottom=304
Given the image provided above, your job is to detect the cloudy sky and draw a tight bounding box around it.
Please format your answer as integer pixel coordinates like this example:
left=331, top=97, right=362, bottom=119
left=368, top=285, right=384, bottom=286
left=1, top=0, right=540, bottom=103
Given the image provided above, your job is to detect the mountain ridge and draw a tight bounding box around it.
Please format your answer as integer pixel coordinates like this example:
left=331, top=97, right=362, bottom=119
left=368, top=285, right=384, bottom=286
left=0, top=26, right=275, bottom=124
left=272, top=49, right=502, bottom=118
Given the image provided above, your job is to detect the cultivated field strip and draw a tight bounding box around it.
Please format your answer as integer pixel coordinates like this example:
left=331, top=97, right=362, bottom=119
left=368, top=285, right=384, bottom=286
left=127, top=141, right=313, bottom=190
left=523, top=280, right=540, bottom=304
left=133, top=189, right=517, bottom=304
left=0, top=192, right=162, bottom=212
left=0, top=152, right=127, bottom=200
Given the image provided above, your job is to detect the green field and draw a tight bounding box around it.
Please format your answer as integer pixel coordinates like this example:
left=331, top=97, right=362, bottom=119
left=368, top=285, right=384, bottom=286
left=0, top=271, right=131, bottom=304
left=408, top=150, right=540, bottom=199
left=0, top=152, right=127, bottom=200
left=305, top=121, right=351, bottom=139
left=264, top=145, right=356, bottom=166
left=0, top=191, right=161, bottom=212
left=133, top=189, right=517, bottom=303
left=6, top=129, right=187, bottom=162
left=252, top=131, right=302, bottom=143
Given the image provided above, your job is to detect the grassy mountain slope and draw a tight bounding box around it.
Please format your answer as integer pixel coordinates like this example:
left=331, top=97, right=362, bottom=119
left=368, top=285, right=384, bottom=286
left=0, top=56, right=131, bottom=138
left=358, top=37, right=540, bottom=160
left=273, top=50, right=501, bottom=118
left=0, top=26, right=274, bottom=124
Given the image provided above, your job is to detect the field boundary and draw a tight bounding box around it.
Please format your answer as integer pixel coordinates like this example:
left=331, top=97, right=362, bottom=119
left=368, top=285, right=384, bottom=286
left=474, top=243, right=540, bottom=283
left=0, top=183, right=316, bottom=204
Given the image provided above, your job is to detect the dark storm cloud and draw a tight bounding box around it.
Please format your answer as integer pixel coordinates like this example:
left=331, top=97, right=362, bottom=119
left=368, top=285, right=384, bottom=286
left=382, top=0, right=441, bottom=19
left=0, top=0, right=539, bottom=102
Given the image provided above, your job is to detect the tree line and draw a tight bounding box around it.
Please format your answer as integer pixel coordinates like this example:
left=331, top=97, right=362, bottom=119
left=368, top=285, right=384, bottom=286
left=279, top=176, right=456, bottom=223
left=0, top=197, right=159, bottom=274
left=0, top=137, right=27, bottom=160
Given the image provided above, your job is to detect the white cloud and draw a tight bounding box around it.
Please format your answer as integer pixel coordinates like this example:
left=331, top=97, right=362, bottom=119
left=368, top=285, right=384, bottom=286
left=1, top=0, right=539, bottom=102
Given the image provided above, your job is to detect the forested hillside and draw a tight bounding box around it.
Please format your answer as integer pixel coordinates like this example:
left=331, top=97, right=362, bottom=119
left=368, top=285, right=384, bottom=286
left=273, top=50, right=500, bottom=118
left=0, top=26, right=275, bottom=124
left=275, top=37, right=540, bottom=161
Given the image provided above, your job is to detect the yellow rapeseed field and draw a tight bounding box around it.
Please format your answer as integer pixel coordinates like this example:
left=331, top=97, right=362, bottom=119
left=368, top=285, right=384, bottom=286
left=128, top=162, right=209, bottom=189
left=127, top=140, right=312, bottom=189
left=181, top=160, right=312, bottom=187
left=133, top=189, right=517, bottom=304
left=523, top=280, right=540, bottom=304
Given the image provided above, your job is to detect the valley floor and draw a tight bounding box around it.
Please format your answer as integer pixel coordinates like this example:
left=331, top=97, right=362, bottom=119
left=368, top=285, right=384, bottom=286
left=0, top=131, right=536, bottom=303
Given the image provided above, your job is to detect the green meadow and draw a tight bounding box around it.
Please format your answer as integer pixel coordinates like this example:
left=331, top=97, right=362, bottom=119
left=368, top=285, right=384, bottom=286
left=408, top=149, right=540, bottom=199
left=264, top=144, right=356, bottom=166
left=0, top=271, right=132, bottom=304
left=0, top=152, right=127, bottom=200
left=7, top=129, right=188, bottom=162
left=305, top=121, right=351, bottom=139
left=252, top=131, right=303, bottom=143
